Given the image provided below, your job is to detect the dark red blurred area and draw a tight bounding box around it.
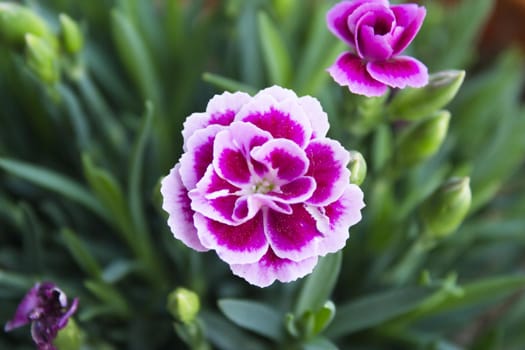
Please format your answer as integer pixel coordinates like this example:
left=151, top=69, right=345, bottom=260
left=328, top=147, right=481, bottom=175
left=441, top=0, right=525, bottom=55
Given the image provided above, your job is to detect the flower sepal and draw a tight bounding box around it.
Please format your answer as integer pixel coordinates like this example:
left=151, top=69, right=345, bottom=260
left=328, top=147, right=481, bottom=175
left=420, top=176, right=472, bottom=238
left=388, top=70, right=465, bottom=121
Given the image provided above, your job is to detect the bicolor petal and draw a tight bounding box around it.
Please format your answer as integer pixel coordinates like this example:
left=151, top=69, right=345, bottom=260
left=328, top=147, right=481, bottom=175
left=236, top=95, right=312, bottom=148
left=305, top=139, right=350, bottom=206
left=161, top=165, right=208, bottom=251
left=194, top=213, right=268, bottom=265
left=391, top=4, right=426, bottom=55
left=265, top=205, right=322, bottom=261
left=367, top=56, right=428, bottom=89
left=328, top=52, right=388, bottom=97
left=230, top=249, right=318, bottom=287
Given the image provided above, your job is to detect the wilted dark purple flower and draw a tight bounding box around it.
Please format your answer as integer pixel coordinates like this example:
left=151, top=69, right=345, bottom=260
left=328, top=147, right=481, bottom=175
left=4, top=282, right=79, bottom=350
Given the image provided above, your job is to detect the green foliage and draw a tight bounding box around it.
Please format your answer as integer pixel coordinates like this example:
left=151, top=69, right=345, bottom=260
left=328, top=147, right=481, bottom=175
left=1, top=0, right=525, bottom=349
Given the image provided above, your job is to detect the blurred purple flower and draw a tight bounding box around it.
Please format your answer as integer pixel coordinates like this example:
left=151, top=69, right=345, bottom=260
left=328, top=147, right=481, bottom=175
left=4, top=282, right=79, bottom=350
left=161, top=86, right=365, bottom=287
left=327, top=0, right=428, bottom=96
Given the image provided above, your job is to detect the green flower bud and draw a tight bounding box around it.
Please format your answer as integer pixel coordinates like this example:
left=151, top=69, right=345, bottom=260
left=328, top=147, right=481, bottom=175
left=395, top=110, right=450, bottom=168
left=167, top=287, right=200, bottom=325
left=25, top=33, right=60, bottom=84
left=348, top=151, right=367, bottom=185
left=420, top=177, right=472, bottom=238
left=389, top=70, right=465, bottom=121
left=53, top=318, right=82, bottom=350
left=0, top=3, right=56, bottom=48
left=59, top=14, right=83, bottom=54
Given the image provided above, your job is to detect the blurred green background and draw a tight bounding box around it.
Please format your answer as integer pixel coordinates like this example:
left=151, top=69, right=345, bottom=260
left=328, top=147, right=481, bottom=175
left=1, top=0, right=525, bottom=349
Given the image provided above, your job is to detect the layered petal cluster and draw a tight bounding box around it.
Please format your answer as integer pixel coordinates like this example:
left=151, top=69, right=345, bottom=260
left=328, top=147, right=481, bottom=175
left=327, top=0, right=428, bottom=96
left=5, top=282, right=79, bottom=350
left=161, top=86, right=365, bottom=287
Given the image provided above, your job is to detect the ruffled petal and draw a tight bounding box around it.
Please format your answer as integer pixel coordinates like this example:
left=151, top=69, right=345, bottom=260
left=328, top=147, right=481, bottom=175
left=265, top=205, right=322, bottom=261
left=161, top=165, right=208, bottom=251
left=328, top=52, right=388, bottom=97
left=326, top=0, right=389, bottom=47
left=250, top=138, right=309, bottom=183
left=181, top=91, right=251, bottom=150
left=212, top=122, right=272, bottom=186
left=305, top=185, right=365, bottom=255
left=298, top=96, right=329, bottom=139
left=190, top=166, right=240, bottom=225
left=268, top=176, right=316, bottom=204
left=194, top=213, right=268, bottom=265
left=391, top=4, right=426, bottom=55
left=236, top=94, right=312, bottom=148
left=254, top=85, right=298, bottom=102
left=305, top=139, right=350, bottom=206
left=179, top=124, right=223, bottom=189
left=230, top=249, right=318, bottom=287
left=367, top=56, right=428, bottom=89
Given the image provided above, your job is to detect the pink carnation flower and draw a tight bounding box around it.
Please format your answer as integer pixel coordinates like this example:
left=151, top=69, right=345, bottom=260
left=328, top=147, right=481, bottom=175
left=161, top=86, right=365, bottom=287
left=327, top=0, right=428, bottom=97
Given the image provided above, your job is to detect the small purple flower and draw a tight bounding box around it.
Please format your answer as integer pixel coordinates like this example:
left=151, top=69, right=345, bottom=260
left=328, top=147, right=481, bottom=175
left=4, top=282, right=79, bottom=350
left=161, top=86, right=365, bottom=287
left=327, top=0, right=428, bottom=97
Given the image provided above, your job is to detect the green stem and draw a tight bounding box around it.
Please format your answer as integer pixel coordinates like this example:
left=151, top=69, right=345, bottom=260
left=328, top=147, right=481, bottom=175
left=74, top=70, right=127, bottom=154
left=385, top=232, right=436, bottom=285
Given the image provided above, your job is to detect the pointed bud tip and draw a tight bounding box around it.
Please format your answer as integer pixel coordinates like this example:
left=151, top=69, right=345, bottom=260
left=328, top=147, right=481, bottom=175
left=59, top=13, right=83, bottom=54
left=420, top=176, right=472, bottom=238
left=348, top=151, right=367, bottom=185
left=167, top=288, right=200, bottom=325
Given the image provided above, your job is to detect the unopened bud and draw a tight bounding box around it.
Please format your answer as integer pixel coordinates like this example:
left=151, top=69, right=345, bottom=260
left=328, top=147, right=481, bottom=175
left=395, top=110, right=450, bottom=168
left=59, top=14, right=83, bottom=54
left=167, top=288, right=200, bottom=325
left=348, top=151, right=367, bottom=185
left=389, top=70, right=465, bottom=121
left=0, top=3, right=56, bottom=48
left=53, top=318, right=82, bottom=350
left=420, top=177, right=472, bottom=238
left=25, top=33, right=60, bottom=84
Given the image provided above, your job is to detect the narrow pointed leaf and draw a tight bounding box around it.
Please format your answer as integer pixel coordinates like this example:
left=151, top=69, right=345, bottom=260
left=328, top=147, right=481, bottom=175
left=258, top=11, right=291, bottom=86
left=0, top=157, right=106, bottom=220
left=295, top=252, right=342, bottom=316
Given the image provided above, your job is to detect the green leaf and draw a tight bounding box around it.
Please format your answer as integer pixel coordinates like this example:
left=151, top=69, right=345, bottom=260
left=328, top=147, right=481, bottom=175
left=396, top=275, right=525, bottom=326
left=293, top=2, right=336, bottom=92
left=110, top=9, right=161, bottom=106
left=257, top=11, right=291, bottom=86
left=84, top=279, right=130, bottom=317
left=128, top=101, right=154, bottom=239
left=61, top=228, right=103, bottom=280
left=82, top=154, right=132, bottom=239
left=218, top=299, right=284, bottom=341
left=0, top=269, right=34, bottom=290
left=303, top=337, right=339, bottom=350
left=102, top=259, right=139, bottom=284
left=295, top=252, right=342, bottom=316
left=201, top=311, right=266, bottom=350
left=325, top=287, right=432, bottom=338
left=0, top=157, right=106, bottom=220
left=202, top=72, right=257, bottom=95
